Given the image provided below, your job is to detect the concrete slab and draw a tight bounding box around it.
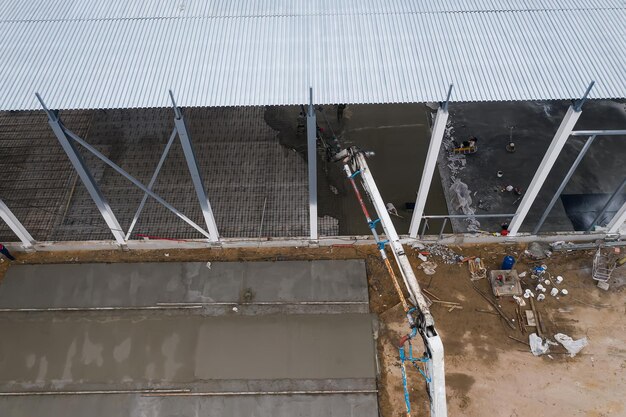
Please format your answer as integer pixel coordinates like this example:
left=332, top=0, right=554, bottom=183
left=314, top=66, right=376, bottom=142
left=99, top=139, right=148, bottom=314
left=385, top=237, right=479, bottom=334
left=0, top=393, right=378, bottom=417
left=0, top=260, right=368, bottom=309
left=0, top=313, right=375, bottom=390
left=0, top=260, right=378, bottom=416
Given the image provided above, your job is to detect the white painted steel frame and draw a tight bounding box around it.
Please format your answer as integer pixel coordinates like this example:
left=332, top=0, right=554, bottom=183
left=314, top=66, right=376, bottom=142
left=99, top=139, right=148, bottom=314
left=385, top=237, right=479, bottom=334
left=409, top=104, right=449, bottom=238
left=0, top=199, right=35, bottom=249
left=171, top=91, right=220, bottom=242
left=37, top=95, right=127, bottom=246
left=607, top=202, right=626, bottom=234
left=307, top=88, right=318, bottom=241
left=125, top=128, right=177, bottom=240
left=532, top=135, right=597, bottom=234
left=37, top=93, right=218, bottom=244
left=508, top=105, right=583, bottom=236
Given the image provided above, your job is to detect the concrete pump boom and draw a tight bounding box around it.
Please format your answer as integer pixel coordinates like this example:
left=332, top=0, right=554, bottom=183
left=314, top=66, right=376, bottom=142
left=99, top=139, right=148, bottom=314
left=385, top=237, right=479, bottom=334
left=336, top=147, right=447, bottom=417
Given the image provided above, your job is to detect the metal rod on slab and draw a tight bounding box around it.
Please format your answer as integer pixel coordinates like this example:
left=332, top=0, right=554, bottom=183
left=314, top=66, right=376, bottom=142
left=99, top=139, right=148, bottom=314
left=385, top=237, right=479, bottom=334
left=0, top=305, right=203, bottom=312
left=144, top=389, right=378, bottom=397
left=156, top=301, right=368, bottom=306
left=0, top=389, right=190, bottom=396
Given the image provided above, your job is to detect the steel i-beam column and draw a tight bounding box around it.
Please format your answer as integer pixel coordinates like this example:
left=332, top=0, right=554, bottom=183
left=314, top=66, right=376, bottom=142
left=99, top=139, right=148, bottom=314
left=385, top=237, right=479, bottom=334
left=170, top=90, right=220, bottom=242
left=306, top=87, right=318, bottom=241
left=508, top=82, right=594, bottom=236
left=533, top=135, right=597, bottom=234
left=409, top=85, right=452, bottom=238
left=0, top=199, right=35, bottom=249
left=170, top=91, right=219, bottom=242
left=36, top=94, right=126, bottom=246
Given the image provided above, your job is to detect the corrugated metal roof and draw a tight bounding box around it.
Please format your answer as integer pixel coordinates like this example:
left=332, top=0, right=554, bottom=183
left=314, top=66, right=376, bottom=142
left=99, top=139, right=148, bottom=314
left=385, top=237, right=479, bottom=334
left=0, top=1, right=625, bottom=110
left=1, top=0, right=623, bottom=20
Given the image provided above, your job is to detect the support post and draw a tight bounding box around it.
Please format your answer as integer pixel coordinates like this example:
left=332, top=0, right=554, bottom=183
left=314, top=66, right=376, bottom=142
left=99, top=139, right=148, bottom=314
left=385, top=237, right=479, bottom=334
left=409, top=85, right=452, bottom=238
left=0, top=199, right=35, bottom=249
left=508, top=82, right=594, bottom=236
left=533, top=135, right=596, bottom=234
left=306, top=87, right=318, bottom=241
left=607, top=200, right=626, bottom=234
left=36, top=94, right=126, bottom=246
left=170, top=91, right=220, bottom=242
left=587, top=177, right=626, bottom=231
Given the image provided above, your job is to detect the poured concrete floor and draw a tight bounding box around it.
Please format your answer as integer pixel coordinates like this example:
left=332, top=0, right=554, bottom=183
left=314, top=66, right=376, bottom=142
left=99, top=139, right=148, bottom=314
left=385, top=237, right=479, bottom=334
left=0, top=260, right=378, bottom=417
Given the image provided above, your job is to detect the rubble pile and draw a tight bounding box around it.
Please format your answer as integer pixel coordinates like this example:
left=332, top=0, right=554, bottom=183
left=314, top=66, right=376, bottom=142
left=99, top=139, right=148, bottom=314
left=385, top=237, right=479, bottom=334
left=423, top=244, right=462, bottom=264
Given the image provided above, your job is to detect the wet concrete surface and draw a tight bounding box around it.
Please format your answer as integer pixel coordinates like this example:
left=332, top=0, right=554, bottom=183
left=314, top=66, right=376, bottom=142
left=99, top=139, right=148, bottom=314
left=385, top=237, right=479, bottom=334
left=0, top=393, right=378, bottom=417
left=0, top=260, right=368, bottom=309
left=439, top=100, right=626, bottom=233
left=0, top=260, right=378, bottom=416
left=0, top=313, right=375, bottom=387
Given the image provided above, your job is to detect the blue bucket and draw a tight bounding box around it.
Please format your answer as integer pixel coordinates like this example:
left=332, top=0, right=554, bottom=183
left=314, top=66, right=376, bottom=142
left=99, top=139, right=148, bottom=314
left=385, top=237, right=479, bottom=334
left=501, top=255, right=515, bottom=270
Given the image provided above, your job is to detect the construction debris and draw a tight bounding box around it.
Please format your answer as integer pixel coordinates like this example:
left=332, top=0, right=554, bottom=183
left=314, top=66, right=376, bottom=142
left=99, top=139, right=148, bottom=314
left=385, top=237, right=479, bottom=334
left=423, top=244, right=462, bottom=264
left=469, top=257, right=487, bottom=281
left=471, top=282, right=516, bottom=330
left=420, top=261, right=438, bottom=275
left=529, top=333, right=557, bottom=356
left=554, top=333, right=589, bottom=357
left=525, top=242, right=552, bottom=260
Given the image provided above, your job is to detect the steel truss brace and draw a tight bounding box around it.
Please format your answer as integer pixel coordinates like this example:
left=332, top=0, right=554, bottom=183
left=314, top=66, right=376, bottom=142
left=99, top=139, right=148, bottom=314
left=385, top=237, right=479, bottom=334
left=36, top=93, right=215, bottom=243
left=0, top=199, right=35, bottom=249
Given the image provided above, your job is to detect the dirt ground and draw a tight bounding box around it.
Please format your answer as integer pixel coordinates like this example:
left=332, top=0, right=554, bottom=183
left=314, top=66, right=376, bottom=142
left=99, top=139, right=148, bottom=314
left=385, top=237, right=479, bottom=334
left=0, top=242, right=624, bottom=417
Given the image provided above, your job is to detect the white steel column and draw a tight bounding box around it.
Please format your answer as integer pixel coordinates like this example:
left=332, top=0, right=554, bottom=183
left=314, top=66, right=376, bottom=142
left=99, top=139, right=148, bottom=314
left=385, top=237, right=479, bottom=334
left=0, top=199, right=35, bottom=249
left=507, top=106, right=582, bottom=235
left=36, top=94, right=126, bottom=246
left=409, top=85, right=452, bottom=238
left=306, top=87, right=318, bottom=240
left=170, top=91, right=220, bottom=242
left=607, top=201, right=626, bottom=234
left=507, top=82, right=594, bottom=236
